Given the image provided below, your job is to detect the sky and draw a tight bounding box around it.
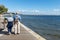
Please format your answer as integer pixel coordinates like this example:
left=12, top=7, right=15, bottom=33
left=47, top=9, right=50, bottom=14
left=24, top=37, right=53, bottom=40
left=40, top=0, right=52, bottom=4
left=0, top=0, right=60, bottom=15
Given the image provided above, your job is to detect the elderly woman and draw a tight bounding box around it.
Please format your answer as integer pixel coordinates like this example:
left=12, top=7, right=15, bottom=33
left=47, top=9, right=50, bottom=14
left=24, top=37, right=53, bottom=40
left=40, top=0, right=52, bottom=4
left=4, top=14, right=14, bottom=35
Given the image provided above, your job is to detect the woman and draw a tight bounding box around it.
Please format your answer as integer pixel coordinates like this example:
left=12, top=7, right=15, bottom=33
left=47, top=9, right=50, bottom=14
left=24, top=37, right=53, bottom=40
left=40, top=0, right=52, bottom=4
left=4, top=17, right=14, bottom=35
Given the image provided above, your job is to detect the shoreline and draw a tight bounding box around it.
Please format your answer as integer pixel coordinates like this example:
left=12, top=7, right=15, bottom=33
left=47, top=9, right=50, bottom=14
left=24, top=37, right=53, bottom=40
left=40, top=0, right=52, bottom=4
left=20, top=23, right=46, bottom=40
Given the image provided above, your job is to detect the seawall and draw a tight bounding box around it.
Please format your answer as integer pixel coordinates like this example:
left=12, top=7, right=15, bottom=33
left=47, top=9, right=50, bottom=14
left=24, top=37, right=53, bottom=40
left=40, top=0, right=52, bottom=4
left=20, top=23, right=46, bottom=40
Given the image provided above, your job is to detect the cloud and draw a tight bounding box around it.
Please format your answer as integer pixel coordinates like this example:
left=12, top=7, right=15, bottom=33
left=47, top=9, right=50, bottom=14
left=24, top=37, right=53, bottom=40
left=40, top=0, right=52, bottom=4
left=8, top=9, right=60, bottom=15
left=18, top=10, right=40, bottom=13
left=38, top=9, right=60, bottom=15
left=53, top=9, right=60, bottom=12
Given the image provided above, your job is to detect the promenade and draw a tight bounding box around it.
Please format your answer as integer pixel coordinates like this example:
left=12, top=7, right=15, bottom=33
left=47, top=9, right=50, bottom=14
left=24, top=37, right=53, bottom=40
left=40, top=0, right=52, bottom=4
left=0, top=23, right=46, bottom=40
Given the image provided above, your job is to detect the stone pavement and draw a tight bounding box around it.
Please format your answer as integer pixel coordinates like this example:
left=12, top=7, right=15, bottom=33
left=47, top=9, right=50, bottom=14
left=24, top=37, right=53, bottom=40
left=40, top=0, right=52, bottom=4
left=0, top=25, right=38, bottom=40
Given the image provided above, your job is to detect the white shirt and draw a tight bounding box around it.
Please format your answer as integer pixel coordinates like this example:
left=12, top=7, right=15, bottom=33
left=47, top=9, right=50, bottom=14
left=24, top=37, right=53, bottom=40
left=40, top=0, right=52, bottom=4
left=13, top=15, right=21, bottom=21
left=7, top=17, right=13, bottom=22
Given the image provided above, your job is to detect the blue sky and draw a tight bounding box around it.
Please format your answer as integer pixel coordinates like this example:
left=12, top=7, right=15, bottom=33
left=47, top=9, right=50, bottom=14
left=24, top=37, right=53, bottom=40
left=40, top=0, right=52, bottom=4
left=0, top=0, right=60, bottom=15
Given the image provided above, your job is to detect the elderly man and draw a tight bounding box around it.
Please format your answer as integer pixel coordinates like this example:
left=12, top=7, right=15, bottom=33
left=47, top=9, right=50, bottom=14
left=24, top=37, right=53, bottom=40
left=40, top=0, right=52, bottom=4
left=13, top=13, right=21, bottom=34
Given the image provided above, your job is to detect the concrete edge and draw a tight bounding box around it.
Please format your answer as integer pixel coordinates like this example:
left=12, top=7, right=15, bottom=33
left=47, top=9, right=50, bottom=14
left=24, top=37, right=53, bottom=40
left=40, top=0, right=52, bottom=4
left=20, top=23, right=46, bottom=40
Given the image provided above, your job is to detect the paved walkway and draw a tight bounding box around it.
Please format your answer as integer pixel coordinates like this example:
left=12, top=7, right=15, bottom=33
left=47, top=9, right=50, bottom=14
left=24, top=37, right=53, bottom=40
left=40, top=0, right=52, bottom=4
left=0, top=25, right=38, bottom=40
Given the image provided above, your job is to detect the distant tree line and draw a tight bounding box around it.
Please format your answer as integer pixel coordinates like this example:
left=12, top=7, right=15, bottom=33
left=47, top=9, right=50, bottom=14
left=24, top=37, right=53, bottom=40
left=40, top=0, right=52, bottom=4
left=0, top=5, right=8, bottom=14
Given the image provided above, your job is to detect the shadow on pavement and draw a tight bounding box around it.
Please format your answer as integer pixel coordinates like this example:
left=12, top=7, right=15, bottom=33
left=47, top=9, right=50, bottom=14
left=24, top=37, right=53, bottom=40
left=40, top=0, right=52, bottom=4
left=0, top=29, right=14, bottom=35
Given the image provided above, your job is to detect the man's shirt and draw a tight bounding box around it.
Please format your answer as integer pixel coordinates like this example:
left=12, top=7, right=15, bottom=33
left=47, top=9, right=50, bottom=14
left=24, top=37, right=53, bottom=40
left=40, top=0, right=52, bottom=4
left=13, top=15, right=21, bottom=21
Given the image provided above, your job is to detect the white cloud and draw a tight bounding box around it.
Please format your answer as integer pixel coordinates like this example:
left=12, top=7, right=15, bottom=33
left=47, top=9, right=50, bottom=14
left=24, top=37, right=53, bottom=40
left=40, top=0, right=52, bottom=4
left=38, top=9, right=60, bottom=15
left=18, top=10, right=40, bottom=13
left=8, top=9, right=60, bottom=15
left=53, top=9, right=60, bottom=12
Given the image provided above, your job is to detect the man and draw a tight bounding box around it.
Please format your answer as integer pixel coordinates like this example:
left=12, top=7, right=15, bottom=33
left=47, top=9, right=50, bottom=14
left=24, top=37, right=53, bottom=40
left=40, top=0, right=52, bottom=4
left=13, top=13, right=21, bottom=34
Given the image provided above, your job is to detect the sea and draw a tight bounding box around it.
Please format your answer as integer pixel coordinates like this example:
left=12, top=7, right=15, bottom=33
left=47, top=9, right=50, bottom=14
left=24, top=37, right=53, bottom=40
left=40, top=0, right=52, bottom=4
left=20, top=15, right=60, bottom=40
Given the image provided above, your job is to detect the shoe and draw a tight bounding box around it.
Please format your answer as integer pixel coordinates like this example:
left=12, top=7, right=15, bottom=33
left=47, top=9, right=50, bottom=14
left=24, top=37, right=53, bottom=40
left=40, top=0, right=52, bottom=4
left=14, top=33, right=17, bottom=35
left=8, top=32, right=11, bottom=35
left=17, top=33, right=20, bottom=35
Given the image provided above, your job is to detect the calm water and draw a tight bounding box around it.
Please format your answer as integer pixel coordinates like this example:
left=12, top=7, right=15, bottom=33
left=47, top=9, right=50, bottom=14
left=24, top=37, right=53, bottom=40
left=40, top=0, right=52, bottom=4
left=21, top=15, right=60, bottom=38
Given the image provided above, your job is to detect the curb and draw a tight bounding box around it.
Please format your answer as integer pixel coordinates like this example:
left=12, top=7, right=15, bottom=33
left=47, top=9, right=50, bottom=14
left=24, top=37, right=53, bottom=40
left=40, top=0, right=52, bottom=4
left=21, top=23, right=46, bottom=40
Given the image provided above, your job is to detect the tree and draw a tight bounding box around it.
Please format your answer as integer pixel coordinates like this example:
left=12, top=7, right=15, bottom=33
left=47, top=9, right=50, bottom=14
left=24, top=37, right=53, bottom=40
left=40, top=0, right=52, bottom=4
left=0, top=5, right=8, bottom=14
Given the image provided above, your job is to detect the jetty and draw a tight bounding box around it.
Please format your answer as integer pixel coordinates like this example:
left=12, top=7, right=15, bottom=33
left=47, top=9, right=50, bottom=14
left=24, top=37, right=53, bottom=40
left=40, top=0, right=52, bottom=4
left=0, top=23, right=46, bottom=40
